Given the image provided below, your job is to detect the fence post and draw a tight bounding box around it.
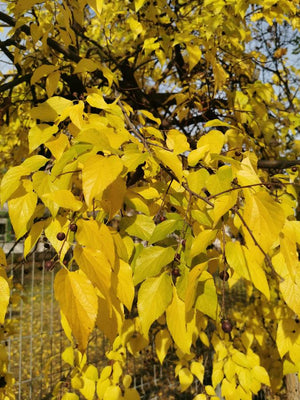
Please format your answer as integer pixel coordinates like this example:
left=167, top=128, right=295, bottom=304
left=286, top=373, right=300, bottom=400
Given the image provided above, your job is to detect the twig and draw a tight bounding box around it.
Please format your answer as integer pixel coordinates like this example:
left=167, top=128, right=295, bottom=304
left=117, top=100, right=151, bottom=152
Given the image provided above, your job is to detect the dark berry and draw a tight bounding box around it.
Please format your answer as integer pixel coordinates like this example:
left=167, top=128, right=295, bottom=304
left=159, top=216, right=166, bottom=222
left=45, top=260, right=54, bottom=271
left=172, top=268, right=181, bottom=278
left=63, top=259, right=68, bottom=266
left=0, top=376, right=6, bottom=388
left=181, top=239, right=186, bottom=248
left=70, top=223, right=78, bottom=232
left=222, top=319, right=233, bottom=333
left=219, top=270, right=229, bottom=281
left=174, top=253, right=181, bottom=262
left=170, top=206, right=176, bottom=212
left=265, top=183, right=272, bottom=190
left=56, top=232, right=66, bottom=241
left=292, top=166, right=298, bottom=172
left=235, top=150, right=241, bottom=157
left=44, top=243, right=50, bottom=249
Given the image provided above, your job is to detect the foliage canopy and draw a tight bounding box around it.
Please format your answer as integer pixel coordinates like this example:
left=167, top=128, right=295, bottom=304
left=0, top=0, right=300, bottom=399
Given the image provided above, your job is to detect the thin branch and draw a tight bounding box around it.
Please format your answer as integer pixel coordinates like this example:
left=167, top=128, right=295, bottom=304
left=233, top=206, right=273, bottom=271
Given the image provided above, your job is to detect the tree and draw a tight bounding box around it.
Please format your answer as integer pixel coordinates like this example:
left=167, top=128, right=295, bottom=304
left=0, top=0, right=300, bottom=399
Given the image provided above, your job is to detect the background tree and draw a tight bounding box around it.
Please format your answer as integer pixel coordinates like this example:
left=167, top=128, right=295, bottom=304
left=0, top=0, right=300, bottom=399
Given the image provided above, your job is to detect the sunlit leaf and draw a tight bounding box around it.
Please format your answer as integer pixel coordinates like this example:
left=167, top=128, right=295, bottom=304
left=54, top=269, right=98, bottom=352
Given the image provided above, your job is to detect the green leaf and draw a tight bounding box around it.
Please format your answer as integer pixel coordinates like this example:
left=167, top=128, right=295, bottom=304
left=138, top=272, right=173, bottom=337
left=149, top=219, right=181, bottom=244
left=133, top=245, right=175, bottom=285
left=120, top=214, right=155, bottom=241
left=54, top=269, right=98, bottom=352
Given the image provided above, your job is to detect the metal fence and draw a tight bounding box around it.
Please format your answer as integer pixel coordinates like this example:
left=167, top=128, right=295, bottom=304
left=2, top=242, right=204, bottom=400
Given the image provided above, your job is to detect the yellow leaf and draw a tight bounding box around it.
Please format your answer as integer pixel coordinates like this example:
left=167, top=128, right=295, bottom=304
left=24, top=220, right=44, bottom=258
left=87, top=0, right=104, bottom=15
left=74, top=245, right=112, bottom=301
left=8, top=186, right=37, bottom=239
left=166, top=129, right=190, bottom=155
left=82, top=155, right=123, bottom=207
left=190, top=361, right=204, bottom=384
left=75, top=220, right=115, bottom=267
left=74, top=58, right=99, bottom=74
left=190, top=230, right=217, bottom=259
left=101, top=177, right=126, bottom=220
left=213, top=192, right=238, bottom=226
left=237, top=156, right=261, bottom=186
left=135, top=0, right=146, bottom=12
left=225, top=241, right=250, bottom=280
left=138, top=272, right=173, bottom=337
left=0, top=165, right=28, bottom=205
left=166, top=287, right=192, bottom=354
left=194, top=271, right=218, bottom=320
left=28, top=124, right=58, bottom=153
left=123, top=388, right=140, bottom=400
left=178, top=367, right=193, bottom=392
left=30, top=96, right=73, bottom=122
left=185, top=263, right=207, bottom=311
left=46, top=70, right=60, bottom=97
left=212, top=368, right=224, bottom=388
left=243, top=191, right=285, bottom=252
left=187, top=169, right=209, bottom=194
left=54, top=269, right=98, bottom=352
left=121, top=214, right=155, bottom=241
left=154, top=148, right=183, bottom=182
left=186, top=45, right=202, bottom=71
left=60, top=311, right=73, bottom=344
left=0, top=274, right=9, bottom=324
left=0, top=248, right=6, bottom=267
left=188, top=130, right=224, bottom=166
left=155, top=329, right=172, bottom=364
left=251, top=366, right=270, bottom=386
left=133, top=246, right=175, bottom=285
left=116, top=260, right=134, bottom=311
left=243, top=245, right=270, bottom=300
left=103, top=385, right=122, bottom=400
left=45, top=133, right=69, bottom=160
left=96, top=295, right=123, bottom=343
left=42, top=190, right=82, bottom=212
left=62, top=393, right=79, bottom=400
left=279, top=269, right=300, bottom=317
left=31, top=64, right=59, bottom=85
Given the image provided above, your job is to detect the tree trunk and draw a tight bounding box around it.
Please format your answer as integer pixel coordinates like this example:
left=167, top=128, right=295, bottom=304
left=286, top=373, right=300, bottom=400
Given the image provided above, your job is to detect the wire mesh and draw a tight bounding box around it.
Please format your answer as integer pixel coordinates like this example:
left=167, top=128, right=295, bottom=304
left=2, top=244, right=206, bottom=400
